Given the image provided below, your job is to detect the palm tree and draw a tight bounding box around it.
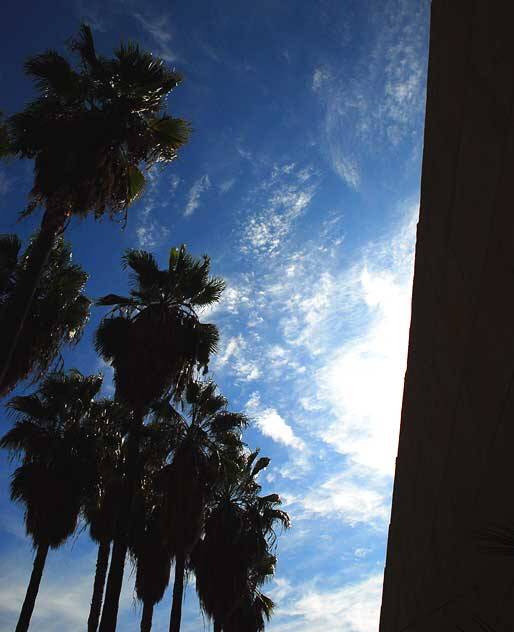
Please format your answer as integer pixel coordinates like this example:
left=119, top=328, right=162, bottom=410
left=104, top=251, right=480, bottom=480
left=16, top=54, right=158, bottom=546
left=130, top=478, right=170, bottom=632
left=0, top=371, right=102, bottom=632
left=191, top=451, right=290, bottom=632
left=156, top=380, right=248, bottom=632
left=83, top=400, right=126, bottom=632
left=0, top=234, right=90, bottom=396
left=2, top=23, right=190, bottom=387
left=95, top=246, right=224, bottom=632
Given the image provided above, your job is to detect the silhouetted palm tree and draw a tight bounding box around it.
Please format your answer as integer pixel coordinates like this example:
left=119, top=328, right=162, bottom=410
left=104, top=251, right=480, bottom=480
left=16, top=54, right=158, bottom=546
left=83, top=400, right=126, bottom=632
left=0, top=371, right=102, bottom=632
left=192, top=451, right=289, bottom=632
left=155, top=380, right=248, bottom=632
left=2, top=23, right=190, bottom=387
left=131, top=487, right=170, bottom=632
left=95, top=246, right=224, bottom=632
left=0, top=234, right=90, bottom=396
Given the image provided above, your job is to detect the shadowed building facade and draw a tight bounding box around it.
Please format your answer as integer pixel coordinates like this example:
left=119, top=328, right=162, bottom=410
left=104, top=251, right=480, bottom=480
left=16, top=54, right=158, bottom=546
left=379, top=1, right=514, bottom=630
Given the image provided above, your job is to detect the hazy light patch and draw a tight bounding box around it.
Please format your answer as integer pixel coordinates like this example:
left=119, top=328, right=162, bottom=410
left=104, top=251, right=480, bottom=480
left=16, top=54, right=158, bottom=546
left=0, top=171, right=11, bottom=195
left=219, top=177, right=236, bottom=194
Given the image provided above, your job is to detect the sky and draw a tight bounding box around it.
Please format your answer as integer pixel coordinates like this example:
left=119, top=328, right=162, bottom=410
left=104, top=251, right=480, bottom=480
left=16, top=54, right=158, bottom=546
left=0, top=1, right=430, bottom=630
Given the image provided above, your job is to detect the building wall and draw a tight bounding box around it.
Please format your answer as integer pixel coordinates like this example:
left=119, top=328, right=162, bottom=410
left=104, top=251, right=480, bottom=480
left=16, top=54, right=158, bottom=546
left=379, top=2, right=514, bottom=630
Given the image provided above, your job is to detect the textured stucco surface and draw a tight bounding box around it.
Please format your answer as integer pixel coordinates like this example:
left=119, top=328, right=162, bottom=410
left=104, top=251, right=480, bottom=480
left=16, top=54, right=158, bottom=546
left=379, top=2, right=514, bottom=630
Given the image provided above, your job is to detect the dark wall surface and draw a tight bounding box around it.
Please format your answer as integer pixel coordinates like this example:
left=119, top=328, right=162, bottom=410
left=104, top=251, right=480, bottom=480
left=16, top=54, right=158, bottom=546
left=379, top=2, right=514, bottom=630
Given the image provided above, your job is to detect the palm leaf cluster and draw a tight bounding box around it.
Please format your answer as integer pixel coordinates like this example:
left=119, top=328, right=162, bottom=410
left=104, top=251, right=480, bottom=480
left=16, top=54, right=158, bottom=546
left=9, top=24, right=189, bottom=221
left=0, top=234, right=90, bottom=396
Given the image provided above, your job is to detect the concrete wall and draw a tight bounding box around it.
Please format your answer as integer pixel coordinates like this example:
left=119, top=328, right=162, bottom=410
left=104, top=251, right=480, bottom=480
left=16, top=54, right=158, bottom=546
left=379, top=2, right=514, bottom=630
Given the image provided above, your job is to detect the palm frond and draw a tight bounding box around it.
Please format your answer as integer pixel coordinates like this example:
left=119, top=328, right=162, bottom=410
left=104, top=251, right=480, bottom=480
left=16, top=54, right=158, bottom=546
left=24, top=50, right=79, bottom=98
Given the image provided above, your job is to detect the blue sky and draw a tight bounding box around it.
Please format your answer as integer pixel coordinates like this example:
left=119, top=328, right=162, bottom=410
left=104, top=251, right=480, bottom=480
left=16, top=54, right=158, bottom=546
left=0, top=1, right=430, bottom=630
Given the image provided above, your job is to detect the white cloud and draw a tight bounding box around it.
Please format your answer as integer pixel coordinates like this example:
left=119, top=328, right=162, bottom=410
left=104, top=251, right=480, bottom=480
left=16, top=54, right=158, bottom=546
left=184, top=174, right=211, bottom=217
left=269, top=573, right=383, bottom=632
left=314, top=207, right=417, bottom=476
left=246, top=392, right=305, bottom=450
left=136, top=220, right=170, bottom=248
left=299, top=471, right=389, bottom=526
left=240, top=165, right=317, bottom=256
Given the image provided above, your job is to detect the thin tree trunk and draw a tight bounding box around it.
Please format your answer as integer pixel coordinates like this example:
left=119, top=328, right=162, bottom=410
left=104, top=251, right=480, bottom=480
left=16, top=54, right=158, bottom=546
left=15, top=542, right=49, bottom=632
left=213, top=621, right=221, bottom=632
left=99, top=415, right=144, bottom=632
left=88, top=540, right=111, bottom=632
left=169, top=552, right=185, bottom=632
left=0, top=204, right=68, bottom=394
left=140, top=601, right=154, bottom=632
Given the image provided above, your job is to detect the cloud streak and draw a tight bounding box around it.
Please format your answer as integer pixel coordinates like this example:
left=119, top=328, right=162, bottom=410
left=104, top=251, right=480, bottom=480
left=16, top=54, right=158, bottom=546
left=184, top=174, right=211, bottom=217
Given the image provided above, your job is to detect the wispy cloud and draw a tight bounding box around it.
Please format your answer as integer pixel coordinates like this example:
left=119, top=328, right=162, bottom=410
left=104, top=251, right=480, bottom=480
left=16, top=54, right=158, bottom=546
left=219, top=178, right=236, bottom=194
left=311, top=0, right=429, bottom=188
left=133, top=12, right=177, bottom=62
left=135, top=170, right=171, bottom=249
left=184, top=174, right=211, bottom=217
left=240, top=163, right=317, bottom=256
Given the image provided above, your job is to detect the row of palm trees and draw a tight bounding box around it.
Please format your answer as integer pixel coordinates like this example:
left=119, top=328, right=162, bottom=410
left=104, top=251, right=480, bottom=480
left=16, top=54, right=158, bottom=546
left=0, top=22, right=290, bottom=632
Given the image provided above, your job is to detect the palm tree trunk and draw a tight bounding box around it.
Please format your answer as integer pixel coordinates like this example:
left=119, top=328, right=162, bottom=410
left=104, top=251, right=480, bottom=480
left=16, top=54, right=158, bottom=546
left=140, top=601, right=154, bottom=632
left=99, top=414, right=144, bottom=632
left=15, top=542, right=49, bottom=632
left=169, top=552, right=185, bottom=632
left=88, top=540, right=111, bottom=632
left=0, top=203, right=68, bottom=394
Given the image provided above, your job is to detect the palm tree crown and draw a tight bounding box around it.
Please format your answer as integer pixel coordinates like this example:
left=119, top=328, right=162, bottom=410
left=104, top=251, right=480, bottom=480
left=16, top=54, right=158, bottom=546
left=192, top=451, right=290, bottom=632
left=0, top=235, right=90, bottom=396
left=9, top=24, right=190, bottom=222
left=95, top=246, right=224, bottom=411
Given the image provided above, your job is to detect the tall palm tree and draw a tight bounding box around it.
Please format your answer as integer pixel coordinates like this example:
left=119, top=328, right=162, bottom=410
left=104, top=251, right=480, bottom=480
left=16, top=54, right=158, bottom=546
left=191, top=451, right=290, bottom=632
left=128, top=413, right=180, bottom=632
left=2, top=23, right=190, bottom=386
left=156, top=380, right=248, bottom=632
left=0, top=371, right=103, bottom=632
left=0, top=234, right=90, bottom=396
left=83, top=400, right=126, bottom=632
left=95, top=246, right=224, bottom=632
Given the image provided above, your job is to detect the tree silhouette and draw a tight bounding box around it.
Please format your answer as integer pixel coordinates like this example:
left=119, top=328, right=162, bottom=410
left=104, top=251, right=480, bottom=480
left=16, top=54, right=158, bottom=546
left=192, top=451, right=289, bottom=632
left=1, top=23, right=190, bottom=388
left=95, top=246, right=223, bottom=632
left=0, top=371, right=102, bottom=632
left=0, top=234, right=90, bottom=396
